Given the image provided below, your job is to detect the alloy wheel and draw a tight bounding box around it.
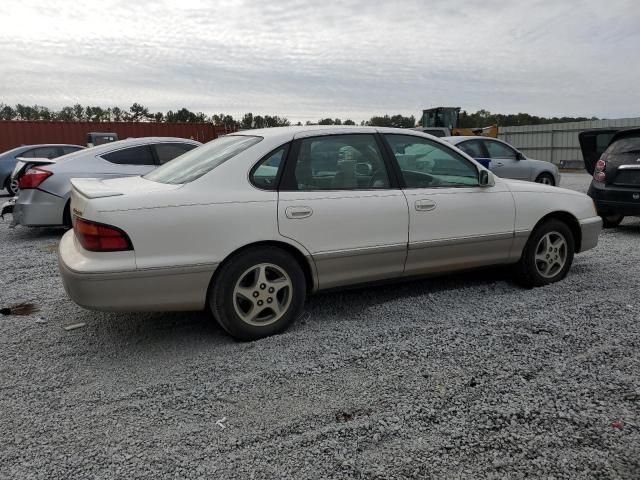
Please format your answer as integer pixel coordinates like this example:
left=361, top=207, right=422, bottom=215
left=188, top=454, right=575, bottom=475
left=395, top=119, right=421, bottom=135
left=9, top=177, right=19, bottom=196
left=537, top=175, right=553, bottom=185
left=534, top=231, right=567, bottom=278
left=233, top=263, right=293, bottom=326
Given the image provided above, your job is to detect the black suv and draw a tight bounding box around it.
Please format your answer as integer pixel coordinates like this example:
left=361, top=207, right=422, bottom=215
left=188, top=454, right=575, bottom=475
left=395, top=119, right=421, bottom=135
left=580, top=128, right=640, bottom=227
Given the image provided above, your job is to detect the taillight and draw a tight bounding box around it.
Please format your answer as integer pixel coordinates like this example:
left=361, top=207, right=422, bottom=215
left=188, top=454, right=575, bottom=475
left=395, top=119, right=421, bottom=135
left=19, top=167, right=53, bottom=189
left=593, top=158, right=606, bottom=182
left=73, top=217, right=133, bottom=252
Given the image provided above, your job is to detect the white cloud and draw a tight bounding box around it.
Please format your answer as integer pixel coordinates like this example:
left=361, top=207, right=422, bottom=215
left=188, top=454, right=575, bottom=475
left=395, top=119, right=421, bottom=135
left=0, top=0, right=638, bottom=123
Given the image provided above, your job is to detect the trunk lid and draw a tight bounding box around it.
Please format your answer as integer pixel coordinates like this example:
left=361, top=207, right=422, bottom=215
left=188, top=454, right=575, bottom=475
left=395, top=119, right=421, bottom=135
left=70, top=176, right=182, bottom=219
left=578, top=129, right=620, bottom=175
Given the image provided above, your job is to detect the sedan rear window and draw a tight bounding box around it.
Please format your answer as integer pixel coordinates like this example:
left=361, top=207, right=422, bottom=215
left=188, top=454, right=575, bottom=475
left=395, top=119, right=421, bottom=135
left=145, top=135, right=262, bottom=184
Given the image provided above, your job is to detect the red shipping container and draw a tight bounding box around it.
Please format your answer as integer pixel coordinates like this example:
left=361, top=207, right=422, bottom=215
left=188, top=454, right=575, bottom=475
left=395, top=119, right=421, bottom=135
left=0, top=121, right=235, bottom=151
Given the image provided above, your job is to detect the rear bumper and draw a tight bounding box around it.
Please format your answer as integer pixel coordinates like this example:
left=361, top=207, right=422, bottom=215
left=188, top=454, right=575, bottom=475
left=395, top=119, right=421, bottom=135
left=58, top=230, right=216, bottom=312
left=14, top=188, right=67, bottom=226
left=588, top=182, right=640, bottom=216
left=578, top=216, right=602, bottom=253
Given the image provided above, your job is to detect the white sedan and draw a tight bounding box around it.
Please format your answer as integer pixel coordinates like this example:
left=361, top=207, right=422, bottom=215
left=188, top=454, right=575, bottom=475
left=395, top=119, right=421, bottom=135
left=58, top=126, right=602, bottom=340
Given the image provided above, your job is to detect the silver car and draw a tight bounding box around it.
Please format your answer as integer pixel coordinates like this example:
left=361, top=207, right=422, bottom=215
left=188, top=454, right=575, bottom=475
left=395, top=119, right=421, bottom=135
left=444, top=136, right=560, bottom=186
left=13, top=137, right=201, bottom=227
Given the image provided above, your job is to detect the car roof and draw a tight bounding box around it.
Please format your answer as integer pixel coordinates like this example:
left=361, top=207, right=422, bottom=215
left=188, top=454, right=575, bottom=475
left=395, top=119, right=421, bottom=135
left=442, top=136, right=493, bottom=143
left=0, top=143, right=83, bottom=154
left=231, top=125, right=445, bottom=144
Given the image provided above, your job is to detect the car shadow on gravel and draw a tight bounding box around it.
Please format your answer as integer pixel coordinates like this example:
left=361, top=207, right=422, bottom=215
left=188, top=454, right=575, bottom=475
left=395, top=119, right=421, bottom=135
left=306, top=265, right=514, bottom=315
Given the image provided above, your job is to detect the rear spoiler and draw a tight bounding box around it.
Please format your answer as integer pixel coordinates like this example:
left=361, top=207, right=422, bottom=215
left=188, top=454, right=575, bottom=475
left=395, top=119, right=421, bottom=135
left=15, top=156, right=57, bottom=166
left=70, top=178, right=124, bottom=199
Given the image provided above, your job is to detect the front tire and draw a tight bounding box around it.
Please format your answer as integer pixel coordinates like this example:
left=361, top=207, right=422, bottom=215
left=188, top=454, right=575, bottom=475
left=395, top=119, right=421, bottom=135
left=535, top=173, right=555, bottom=186
left=209, top=247, right=306, bottom=341
left=600, top=213, right=624, bottom=228
left=515, top=219, right=574, bottom=288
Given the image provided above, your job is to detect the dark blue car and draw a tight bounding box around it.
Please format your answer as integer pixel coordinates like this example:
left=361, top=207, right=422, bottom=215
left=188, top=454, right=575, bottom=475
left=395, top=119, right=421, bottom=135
left=0, top=144, right=84, bottom=195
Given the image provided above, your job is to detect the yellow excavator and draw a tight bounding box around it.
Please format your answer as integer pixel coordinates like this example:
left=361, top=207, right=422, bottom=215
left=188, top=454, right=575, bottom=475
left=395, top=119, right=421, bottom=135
left=420, top=107, right=498, bottom=138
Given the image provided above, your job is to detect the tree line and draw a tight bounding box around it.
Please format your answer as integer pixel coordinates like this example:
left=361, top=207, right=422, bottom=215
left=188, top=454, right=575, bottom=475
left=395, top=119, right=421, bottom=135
left=458, top=109, right=598, bottom=128
left=0, top=102, right=597, bottom=128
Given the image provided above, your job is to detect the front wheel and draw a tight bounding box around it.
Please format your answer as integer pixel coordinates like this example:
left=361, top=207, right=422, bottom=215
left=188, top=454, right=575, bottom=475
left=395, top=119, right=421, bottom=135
left=515, top=219, right=574, bottom=288
left=535, top=173, right=555, bottom=186
left=209, top=247, right=306, bottom=341
left=600, top=213, right=624, bottom=228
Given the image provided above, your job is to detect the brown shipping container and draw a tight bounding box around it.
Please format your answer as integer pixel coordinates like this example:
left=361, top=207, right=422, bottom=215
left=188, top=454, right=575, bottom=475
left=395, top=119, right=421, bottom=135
left=0, top=121, right=234, bottom=151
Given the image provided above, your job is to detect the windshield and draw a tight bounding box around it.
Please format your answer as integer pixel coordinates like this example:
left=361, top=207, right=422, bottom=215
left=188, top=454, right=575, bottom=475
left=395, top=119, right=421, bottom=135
left=144, top=135, right=262, bottom=184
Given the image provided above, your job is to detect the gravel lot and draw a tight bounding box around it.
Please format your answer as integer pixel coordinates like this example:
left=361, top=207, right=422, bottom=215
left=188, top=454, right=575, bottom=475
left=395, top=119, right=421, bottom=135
left=1, top=173, right=639, bottom=479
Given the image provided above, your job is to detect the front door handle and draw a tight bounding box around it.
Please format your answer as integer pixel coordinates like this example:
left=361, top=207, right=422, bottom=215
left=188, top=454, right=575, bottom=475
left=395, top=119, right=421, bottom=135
left=494, top=162, right=504, bottom=166
left=285, top=206, right=313, bottom=219
left=415, top=199, right=436, bottom=212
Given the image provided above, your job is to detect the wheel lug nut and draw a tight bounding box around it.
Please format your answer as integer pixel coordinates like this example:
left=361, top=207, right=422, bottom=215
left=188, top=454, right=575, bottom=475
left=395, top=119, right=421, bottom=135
left=253, top=292, right=259, bottom=298
left=267, top=298, right=273, bottom=304
left=268, top=287, right=275, bottom=293
left=260, top=283, right=266, bottom=290
left=257, top=300, right=263, bottom=306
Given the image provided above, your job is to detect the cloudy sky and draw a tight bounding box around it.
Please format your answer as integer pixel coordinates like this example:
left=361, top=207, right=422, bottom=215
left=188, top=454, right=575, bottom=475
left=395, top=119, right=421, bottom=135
left=0, top=0, right=638, bottom=123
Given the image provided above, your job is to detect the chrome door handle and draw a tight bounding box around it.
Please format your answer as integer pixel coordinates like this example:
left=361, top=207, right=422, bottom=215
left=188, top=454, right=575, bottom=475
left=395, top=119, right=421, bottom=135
left=285, top=206, right=313, bottom=219
left=415, top=199, right=436, bottom=212
left=494, top=162, right=504, bottom=166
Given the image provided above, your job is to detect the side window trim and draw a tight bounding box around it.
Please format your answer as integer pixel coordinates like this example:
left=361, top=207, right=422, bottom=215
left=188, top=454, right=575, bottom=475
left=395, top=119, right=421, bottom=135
left=249, top=143, right=291, bottom=191
left=381, top=134, right=481, bottom=190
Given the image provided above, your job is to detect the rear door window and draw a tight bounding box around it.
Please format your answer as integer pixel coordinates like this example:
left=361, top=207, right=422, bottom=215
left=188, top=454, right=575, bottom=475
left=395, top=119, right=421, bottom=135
left=153, top=142, right=199, bottom=165
left=283, top=134, right=390, bottom=191
left=101, top=145, right=155, bottom=165
left=457, top=140, right=486, bottom=159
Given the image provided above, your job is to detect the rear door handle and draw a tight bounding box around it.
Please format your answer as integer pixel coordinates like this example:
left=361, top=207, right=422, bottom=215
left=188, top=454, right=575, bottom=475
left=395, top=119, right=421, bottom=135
left=494, top=162, right=504, bottom=166
left=415, top=199, right=436, bottom=212
left=285, top=206, right=313, bottom=219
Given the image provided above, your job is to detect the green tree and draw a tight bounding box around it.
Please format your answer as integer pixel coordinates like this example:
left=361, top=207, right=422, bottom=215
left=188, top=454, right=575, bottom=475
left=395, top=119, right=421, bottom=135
left=129, top=103, right=149, bottom=122
left=318, top=118, right=334, bottom=125
left=72, top=104, right=85, bottom=121
left=0, top=104, right=16, bottom=120
left=343, top=119, right=355, bottom=125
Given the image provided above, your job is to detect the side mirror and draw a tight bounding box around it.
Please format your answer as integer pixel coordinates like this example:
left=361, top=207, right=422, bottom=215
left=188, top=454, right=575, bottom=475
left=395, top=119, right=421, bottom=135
left=517, top=152, right=526, bottom=160
left=479, top=169, right=495, bottom=187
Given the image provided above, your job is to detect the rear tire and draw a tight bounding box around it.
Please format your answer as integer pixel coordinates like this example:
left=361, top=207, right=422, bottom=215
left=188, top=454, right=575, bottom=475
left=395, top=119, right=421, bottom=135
left=535, top=173, right=555, bottom=186
left=209, top=247, right=306, bottom=341
left=515, top=219, right=574, bottom=288
left=5, top=177, right=18, bottom=197
left=600, top=213, right=624, bottom=228
left=62, top=201, right=72, bottom=228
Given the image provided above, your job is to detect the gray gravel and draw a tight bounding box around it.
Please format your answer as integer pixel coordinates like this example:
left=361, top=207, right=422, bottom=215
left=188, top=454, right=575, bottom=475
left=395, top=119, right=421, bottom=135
left=1, top=174, right=639, bottom=479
